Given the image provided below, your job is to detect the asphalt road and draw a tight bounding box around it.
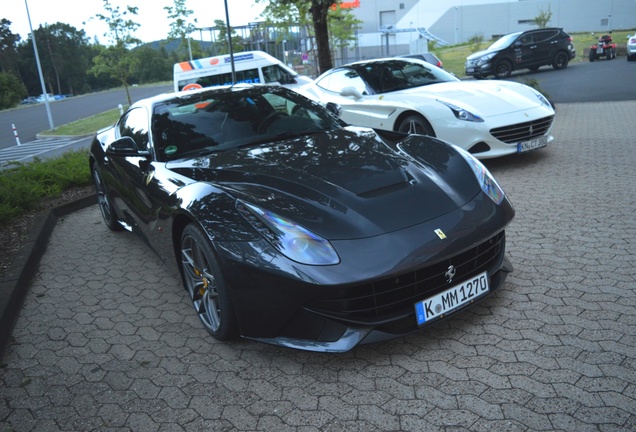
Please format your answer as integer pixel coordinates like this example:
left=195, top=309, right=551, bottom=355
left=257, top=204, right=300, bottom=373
left=0, top=84, right=172, bottom=150
left=498, top=57, right=636, bottom=103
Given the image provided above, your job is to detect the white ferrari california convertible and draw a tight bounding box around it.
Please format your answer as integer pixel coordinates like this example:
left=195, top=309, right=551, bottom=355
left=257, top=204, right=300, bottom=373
left=299, top=57, right=555, bottom=159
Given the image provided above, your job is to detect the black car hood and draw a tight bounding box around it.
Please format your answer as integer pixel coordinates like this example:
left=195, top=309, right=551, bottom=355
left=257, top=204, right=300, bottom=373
left=167, top=127, right=481, bottom=240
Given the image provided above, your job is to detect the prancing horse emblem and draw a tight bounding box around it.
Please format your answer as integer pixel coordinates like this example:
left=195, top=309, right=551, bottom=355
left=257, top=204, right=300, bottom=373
left=445, top=265, right=457, bottom=284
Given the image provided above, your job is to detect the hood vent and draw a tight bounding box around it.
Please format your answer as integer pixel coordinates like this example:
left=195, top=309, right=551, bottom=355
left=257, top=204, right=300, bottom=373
left=357, top=170, right=417, bottom=198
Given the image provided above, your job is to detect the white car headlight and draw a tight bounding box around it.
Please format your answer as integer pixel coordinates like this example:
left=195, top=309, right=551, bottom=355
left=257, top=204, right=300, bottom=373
left=437, top=100, right=484, bottom=123
left=453, top=146, right=506, bottom=205
left=534, top=91, right=552, bottom=109
left=237, top=201, right=340, bottom=265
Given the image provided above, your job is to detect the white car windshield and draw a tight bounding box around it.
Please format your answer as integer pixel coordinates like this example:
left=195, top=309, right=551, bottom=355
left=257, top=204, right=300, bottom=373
left=352, top=60, right=458, bottom=94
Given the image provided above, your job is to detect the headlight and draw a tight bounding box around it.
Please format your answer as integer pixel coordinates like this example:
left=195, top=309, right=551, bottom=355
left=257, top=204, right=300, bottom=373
left=533, top=91, right=552, bottom=109
left=437, top=100, right=484, bottom=122
left=453, top=146, right=505, bottom=205
left=237, top=201, right=340, bottom=265
left=477, top=53, right=496, bottom=65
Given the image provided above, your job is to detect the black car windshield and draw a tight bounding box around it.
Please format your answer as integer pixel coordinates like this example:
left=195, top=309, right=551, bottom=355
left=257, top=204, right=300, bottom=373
left=352, top=60, right=458, bottom=94
left=487, top=32, right=523, bottom=51
left=152, top=86, right=344, bottom=161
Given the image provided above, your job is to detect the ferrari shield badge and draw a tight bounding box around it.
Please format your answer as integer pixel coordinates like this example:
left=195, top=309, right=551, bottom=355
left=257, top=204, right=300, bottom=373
left=434, top=229, right=447, bottom=239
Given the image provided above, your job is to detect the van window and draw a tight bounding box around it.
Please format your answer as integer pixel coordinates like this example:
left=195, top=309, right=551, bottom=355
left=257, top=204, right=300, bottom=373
left=262, top=64, right=295, bottom=85
left=177, top=68, right=261, bottom=91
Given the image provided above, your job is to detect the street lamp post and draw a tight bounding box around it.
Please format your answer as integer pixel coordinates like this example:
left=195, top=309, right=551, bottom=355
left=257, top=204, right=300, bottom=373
left=24, top=0, right=54, bottom=130
left=223, top=0, right=236, bottom=85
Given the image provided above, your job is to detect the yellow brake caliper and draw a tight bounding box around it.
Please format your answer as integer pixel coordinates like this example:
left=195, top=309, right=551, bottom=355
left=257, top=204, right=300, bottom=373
left=194, top=267, right=208, bottom=296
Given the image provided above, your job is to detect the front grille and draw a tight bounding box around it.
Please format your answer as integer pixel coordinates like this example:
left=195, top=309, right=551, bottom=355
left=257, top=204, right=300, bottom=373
left=308, top=231, right=506, bottom=322
left=490, top=116, right=554, bottom=144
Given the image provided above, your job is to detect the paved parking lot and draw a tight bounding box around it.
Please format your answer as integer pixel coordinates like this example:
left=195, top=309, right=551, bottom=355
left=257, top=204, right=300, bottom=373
left=1, top=101, right=635, bottom=431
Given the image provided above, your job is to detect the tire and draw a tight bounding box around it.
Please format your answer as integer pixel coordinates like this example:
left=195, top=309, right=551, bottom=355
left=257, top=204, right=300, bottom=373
left=493, top=60, right=512, bottom=79
left=589, top=51, right=595, bottom=62
left=606, top=49, right=613, bottom=60
left=180, top=224, right=238, bottom=341
left=397, top=115, right=435, bottom=136
left=92, top=169, right=122, bottom=231
left=553, top=51, right=569, bottom=69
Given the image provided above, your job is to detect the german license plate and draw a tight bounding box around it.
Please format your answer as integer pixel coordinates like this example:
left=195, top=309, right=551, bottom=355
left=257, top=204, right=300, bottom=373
left=596, top=47, right=604, bottom=54
left=415, top=271, right=489, bottom=325
left=517, top=136, right=548, bottom=153
left=466, top=67, right=475, bottom=73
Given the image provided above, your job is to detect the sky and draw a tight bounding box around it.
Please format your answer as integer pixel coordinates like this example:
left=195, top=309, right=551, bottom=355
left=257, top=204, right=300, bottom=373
left=5, top=0, right=266, bottom=44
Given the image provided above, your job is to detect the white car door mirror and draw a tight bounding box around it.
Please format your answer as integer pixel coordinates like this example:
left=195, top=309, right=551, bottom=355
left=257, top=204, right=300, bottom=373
left=340, top=86, right=363, bottom=101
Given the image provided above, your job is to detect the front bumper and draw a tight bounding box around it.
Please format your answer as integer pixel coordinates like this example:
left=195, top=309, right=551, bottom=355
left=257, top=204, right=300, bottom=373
left=436, top=109, right=555, bottom=160
left=465, top=63, right=493, bottom=77
left=214, top=192, right=515, bottom=352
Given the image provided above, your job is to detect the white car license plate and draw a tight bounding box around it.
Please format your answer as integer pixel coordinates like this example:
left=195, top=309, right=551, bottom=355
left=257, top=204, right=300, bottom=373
left=466, top=67, right=475, bottom=73
left=415, top=271, right=489, bottom=325
left=596, top=47, right=604, bottom=54
left=517, top=136, right=548, bottom=153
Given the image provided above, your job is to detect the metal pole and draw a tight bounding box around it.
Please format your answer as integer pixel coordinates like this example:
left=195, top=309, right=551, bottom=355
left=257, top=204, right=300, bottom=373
left=223, top=0, right=236, bottom=85
left=24, top=0, right=54, bottom=130
left=12, top=124, right=21, bottom=146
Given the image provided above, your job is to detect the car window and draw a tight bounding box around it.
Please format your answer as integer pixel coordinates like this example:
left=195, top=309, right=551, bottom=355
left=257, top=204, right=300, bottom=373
left=118, top=107, right=150, bottom=151
left=177, top=68, right=261, bottom=90
left=354, top=60, right=456, bottom=94
left=316, top=69, right=368, bottom=95
left=535, top=30, right=559, bottom=43
left=518, top=33, right=535, bottom=45
left=262, top=65, right=295, bottom=84
left=152, top=87, right=344, bottom=161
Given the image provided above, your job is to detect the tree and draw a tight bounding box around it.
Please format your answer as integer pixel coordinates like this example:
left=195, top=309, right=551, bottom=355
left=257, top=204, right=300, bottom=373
left=0, top=72, right=26, bottom=109
left=90, top=0, right=141, bottom=105
left=0, top=19, right=21, bottom=76
left=533, top=5, right=552, bottom=29
left=211, top=19, right=246, bottom=55
left=31, top=24, right=91, bottom=95
left=258, top=0, right=337, bottom=74
left=328, top=4, right=362, bottom=63
left=164, top=0, right=199, bottom=61
left=133, top=45, right=173, bottom=83
left=309, top=0, right=336, bottom=72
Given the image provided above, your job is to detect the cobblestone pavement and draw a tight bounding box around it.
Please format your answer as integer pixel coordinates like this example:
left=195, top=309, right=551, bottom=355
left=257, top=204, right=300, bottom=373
left=1, top=102, right=635, bottom=431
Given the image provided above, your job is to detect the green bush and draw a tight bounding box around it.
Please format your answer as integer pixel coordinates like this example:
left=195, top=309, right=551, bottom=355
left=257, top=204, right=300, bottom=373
left=0, top=150, right=92, bottom=225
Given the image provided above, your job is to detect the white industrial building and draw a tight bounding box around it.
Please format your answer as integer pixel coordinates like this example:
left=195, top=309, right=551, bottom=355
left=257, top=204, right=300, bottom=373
left=339, top=0, right=636, bottom=62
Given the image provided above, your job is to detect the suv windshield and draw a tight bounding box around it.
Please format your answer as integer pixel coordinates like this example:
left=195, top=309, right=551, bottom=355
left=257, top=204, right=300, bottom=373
left=488, top=32, right=522, bottom=51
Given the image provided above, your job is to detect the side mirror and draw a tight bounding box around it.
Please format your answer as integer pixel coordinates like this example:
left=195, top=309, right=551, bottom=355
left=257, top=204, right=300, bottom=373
left=340, top=86, right=363, bottom=101
left=325, top=102, right=342, bottom=117
left=107, top=136, right=151, bottom=157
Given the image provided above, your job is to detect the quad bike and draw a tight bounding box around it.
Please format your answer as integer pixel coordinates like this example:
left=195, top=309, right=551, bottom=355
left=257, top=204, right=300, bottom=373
left=589, top=34, right=616, bottom=61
